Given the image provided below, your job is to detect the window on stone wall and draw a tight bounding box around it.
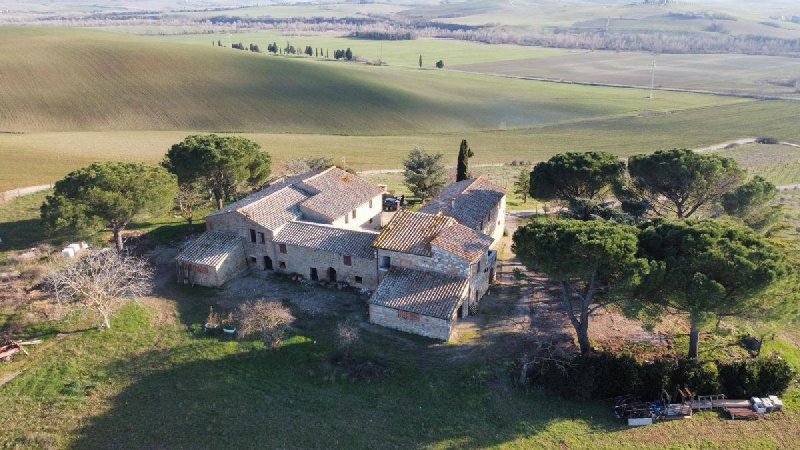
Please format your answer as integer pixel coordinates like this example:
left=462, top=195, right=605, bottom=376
left=250, top=229, right=256, bottom=243
left=369, top=199, right=373, bottom=208
left=258, top=232, right=265, bottom=244
left=398, top=310, right=420, bottom=321
left=279, top=261, right=286, bottom=269
left=279, top=244, right=287, bottom=254
left=345, top=214, right=350, bottom=224
left=352, top=209, right=357, bottom=219
left=355, top=276, right=363, bottom=284
left=476, top=261, right=481, bottom=273
left=343, top=255, right=352, bottom=266
left=379, top=255, right=391, bottom=270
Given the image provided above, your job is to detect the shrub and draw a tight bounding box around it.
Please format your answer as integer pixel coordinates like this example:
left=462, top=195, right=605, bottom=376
left=670, top=358, right=721, bottom=394
left=751, top=357, right=795, bottom=395
left=718, top=360, right=754, bottom=398
left=335, top=316, right=361, bottom=358
left=635, top=359, right=673, bottom=399
left=756, top=136, right=780, bottom=144
left=528, top=352, right=795, bottom=401
left=237, top=300, right=294, bottom=349
left=720, top=357, right=795, bottom=398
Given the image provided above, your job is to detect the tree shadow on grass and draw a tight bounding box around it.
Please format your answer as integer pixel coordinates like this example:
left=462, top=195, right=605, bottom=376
left=69, top=337, right=624, bottom=450
left=0, top=218, right=47, bottom=251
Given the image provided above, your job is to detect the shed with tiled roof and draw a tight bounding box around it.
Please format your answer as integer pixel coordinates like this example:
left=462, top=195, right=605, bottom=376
left=175, top=232, right=247, bottom=287
left=368, top=267, right=470, bottom=340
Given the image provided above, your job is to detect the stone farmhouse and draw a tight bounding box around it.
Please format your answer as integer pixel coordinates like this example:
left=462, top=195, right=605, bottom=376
left=176, top=166, right=506, bottom=341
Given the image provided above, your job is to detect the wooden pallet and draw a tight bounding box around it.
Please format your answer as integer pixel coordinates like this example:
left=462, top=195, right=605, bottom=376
left=725, top=407, right=760, bottom=420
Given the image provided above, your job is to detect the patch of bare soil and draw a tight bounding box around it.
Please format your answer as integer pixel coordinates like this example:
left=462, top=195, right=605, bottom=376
left=221, top=275, right=366, bottom=317
left=472, top=242, right=675, bottom=360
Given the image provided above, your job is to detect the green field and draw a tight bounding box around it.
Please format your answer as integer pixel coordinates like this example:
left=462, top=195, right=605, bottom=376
left=153, top=31, right=571, bottom=68
left=454, top=52, right=800, bottom=98
left=1, top=27, right=736, bottom=135
left=713, top=143, right=800, bottom=186
left=3, top=100, right=800, bottom=191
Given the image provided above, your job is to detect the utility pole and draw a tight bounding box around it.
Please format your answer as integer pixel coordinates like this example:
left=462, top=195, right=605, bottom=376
left=649, top=58, right=657, bottom=100
left=342, top=156, right=346, bottom=172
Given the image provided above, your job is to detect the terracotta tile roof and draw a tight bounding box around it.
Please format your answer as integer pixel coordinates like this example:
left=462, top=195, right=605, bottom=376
left=206, top=170, right=324, bottom=219
left=431, top=223, right=493, bottom=262
left=420, top=176, right=505, bottom=231
left=176, top=232, right=244, bottom=267
left=298, top=168, right=384, bottom=220
left=205, top=168, right=382, bottom=229
left=274, top=221, right=378, bottom=259
left=370, top=267, right=468, bottom=319
left=373, top=211, right=455, bottom=257
left=239, top=186, right=309, bottom=230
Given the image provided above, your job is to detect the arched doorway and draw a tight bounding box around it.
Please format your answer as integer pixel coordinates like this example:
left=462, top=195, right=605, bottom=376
left=327, top=267, right=337, bottom=282
left=263, top=256, right=273, bottom=271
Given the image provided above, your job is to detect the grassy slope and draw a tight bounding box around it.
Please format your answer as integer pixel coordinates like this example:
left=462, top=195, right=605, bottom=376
left=713, top=143, right=800, bottom=186
left=454, top=52, right=800, bottom=97
left=153, top=31, right=571, bottom=68
left=0, top=28, right=733, bottom=134
left=2, top=100, right=799, bottom=191
left=0, top=290, right=797, bottom=449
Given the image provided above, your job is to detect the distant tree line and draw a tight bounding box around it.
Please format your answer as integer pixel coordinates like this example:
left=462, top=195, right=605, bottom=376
left=333, top=48, right=353, bottom=60
left=225, top=42, right=260, bottom=53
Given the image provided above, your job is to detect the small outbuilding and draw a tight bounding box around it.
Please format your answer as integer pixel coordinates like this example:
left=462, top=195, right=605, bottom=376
left=176, top=232, right=247, bottom=287
left=369, top=267, right=470, bottom=341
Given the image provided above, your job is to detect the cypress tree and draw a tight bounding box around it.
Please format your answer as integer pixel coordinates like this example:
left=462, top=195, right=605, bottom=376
left=456, top=139, right=474, bottom=182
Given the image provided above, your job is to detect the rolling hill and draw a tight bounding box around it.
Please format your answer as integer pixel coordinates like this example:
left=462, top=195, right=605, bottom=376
left=0, top=27, right=739, bottom=135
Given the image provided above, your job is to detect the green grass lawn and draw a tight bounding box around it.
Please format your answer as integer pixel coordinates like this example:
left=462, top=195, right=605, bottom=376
left=0, top=191, right=50, bottom=251
left=1, top=283, right=797, bottom=449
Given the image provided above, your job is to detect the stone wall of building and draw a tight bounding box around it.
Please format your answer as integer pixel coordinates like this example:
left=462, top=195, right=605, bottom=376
left=275, top=243, right=378, bottom=290
left=206, top=212, right=280, bottom=271
left=377, top=249, right=470, bottom=280
left=329, top=194, right=383, bottom=231
left=369, top=304, right=455, bottom=341
left=480, top=195, right=507, bottom=244
left=176, top=242, right=247, bottom=288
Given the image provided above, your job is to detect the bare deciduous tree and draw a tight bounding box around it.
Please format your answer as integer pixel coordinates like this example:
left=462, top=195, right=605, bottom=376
left=282, top=156, right=335, bottom=176
left=44, top=251, right=153, bottom=329
left=237, top=300, right=294, bottom=349
left=176, top=183, right=207, bottom=225
left=282, top=158, right=312, bottom=176
left=335, top=316, right=360, bottom=356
